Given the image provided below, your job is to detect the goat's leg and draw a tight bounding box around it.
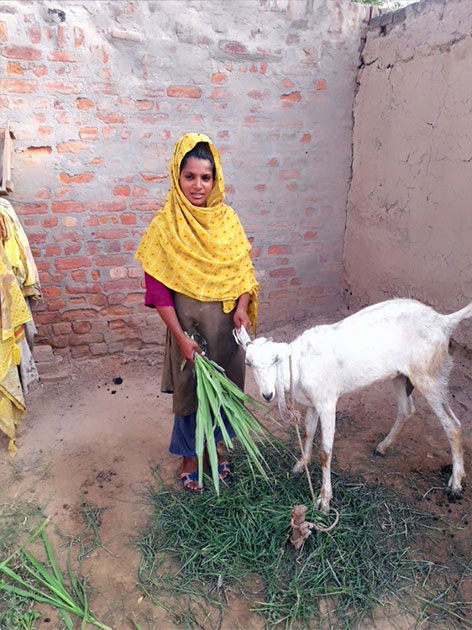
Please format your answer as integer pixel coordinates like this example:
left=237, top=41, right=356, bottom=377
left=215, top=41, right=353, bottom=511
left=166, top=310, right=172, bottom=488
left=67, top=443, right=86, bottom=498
left=293, top=407, right=319, bottom=475
left=316, top=402, right=336, bottom=513
left=416, top=377, right=465, bottom=495
left=376, top=375, right=415, bottom=455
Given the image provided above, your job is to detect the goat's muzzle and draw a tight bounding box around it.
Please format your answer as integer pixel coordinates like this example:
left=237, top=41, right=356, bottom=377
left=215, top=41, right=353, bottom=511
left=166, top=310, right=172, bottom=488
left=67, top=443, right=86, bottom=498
left=262, top=392, right=274, bottom=402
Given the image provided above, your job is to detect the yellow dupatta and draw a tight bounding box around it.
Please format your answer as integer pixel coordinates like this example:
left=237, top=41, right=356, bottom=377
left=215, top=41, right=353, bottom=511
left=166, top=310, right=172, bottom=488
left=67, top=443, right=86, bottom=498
left=135, top=133, right=259, bottom=331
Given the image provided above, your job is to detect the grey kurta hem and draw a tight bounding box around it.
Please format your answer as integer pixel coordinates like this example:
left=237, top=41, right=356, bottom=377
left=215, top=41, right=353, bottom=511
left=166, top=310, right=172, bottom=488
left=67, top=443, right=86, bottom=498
left=161, top=293, right=245, bottom=416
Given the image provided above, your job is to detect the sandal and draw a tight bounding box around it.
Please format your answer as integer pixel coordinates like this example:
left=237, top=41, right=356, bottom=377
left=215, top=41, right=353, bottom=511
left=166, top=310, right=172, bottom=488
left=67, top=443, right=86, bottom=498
left=218, top=461, right=231, bottom=482
left=180, top=470, right=204, bottom=493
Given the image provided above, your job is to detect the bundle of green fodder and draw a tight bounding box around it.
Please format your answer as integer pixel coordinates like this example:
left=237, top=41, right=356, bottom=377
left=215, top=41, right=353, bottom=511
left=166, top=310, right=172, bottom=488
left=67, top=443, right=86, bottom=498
left=194, top=352, right=282, bottom=494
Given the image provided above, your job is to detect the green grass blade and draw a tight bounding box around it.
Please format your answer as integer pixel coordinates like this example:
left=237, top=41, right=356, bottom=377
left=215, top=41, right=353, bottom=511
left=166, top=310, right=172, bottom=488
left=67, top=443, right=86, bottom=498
left=41, top=530, right=65, bottom=587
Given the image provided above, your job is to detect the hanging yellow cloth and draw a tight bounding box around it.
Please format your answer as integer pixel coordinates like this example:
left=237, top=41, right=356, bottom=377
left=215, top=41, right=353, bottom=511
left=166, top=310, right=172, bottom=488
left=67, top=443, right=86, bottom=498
left=0, top=199, right=41, bottom=455
left=134, top=133, right=259, bottom=332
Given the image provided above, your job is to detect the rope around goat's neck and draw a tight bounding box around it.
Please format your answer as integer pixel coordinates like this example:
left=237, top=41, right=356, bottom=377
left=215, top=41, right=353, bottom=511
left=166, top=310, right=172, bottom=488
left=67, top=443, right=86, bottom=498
left=288, top=355, right=339, bottom=533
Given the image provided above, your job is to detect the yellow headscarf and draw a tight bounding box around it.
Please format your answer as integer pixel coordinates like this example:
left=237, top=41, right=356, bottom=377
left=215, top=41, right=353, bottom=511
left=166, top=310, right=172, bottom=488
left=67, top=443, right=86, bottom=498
left=135, top=133, right=259, bottom=331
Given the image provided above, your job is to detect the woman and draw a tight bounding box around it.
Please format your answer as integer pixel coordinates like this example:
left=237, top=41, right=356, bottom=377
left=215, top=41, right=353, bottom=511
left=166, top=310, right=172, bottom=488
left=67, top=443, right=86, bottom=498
left=135, top=133, right=259, bottom=492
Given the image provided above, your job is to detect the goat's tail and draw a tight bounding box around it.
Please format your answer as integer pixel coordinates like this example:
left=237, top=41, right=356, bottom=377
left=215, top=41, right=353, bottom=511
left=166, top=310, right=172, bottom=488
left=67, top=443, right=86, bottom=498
left=443, top=301, right=472, bottom=331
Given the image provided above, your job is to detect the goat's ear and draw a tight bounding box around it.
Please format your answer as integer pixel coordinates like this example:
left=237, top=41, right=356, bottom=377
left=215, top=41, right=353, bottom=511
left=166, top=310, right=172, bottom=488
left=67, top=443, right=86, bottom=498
left=233, top=325, right=252, bottom=349
left=275, top=344, right=291, bottom=362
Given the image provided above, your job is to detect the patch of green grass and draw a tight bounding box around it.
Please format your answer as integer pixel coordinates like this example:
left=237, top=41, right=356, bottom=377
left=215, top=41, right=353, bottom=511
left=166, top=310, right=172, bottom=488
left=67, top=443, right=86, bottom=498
left=136, top=445, right=471, bottom=629
left=0, top=499, right=45, bottom=629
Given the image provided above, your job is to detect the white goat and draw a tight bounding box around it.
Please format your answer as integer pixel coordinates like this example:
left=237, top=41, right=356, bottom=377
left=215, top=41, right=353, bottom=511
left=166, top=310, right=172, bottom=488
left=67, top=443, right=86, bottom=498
left=234, top=298, right=471, bottom=513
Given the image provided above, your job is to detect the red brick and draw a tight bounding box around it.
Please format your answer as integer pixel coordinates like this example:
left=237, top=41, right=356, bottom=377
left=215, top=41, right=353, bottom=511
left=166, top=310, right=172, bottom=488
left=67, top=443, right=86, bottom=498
left=104, top=278, right=139, bottom=292
left=125, top=293, right=143, bottom=304
left=52, top=272, right=67, bottom=283
left=247, top=89, right=270, bottom=100
left=132, top=185, right=148, bottom=198
left=280, top=170, right=300, bottom=180
left=95, top=255, right=127, bottom=267
left=79, top=127, right=98, bottom=140
left=269, top=268, right=296, bottom=278
left=47, top=51, right=79, bottom=63
left=61, top=309, right=98, bottom=322
left=304, top=231, right=317, bottom=240
left=129, top=200, right=161, bottom=212
left=45, top=81, right=83, bottom=94
left=76, top=97, right=94, bottom=110
left=59, top=172, right=94, bottom=184
left=212, top=73, right=226, bottom=84
left=45, top=245, right=61, bottom=257
left=25, top=146, right=52, bottom=156
left=38, top=126, right=53, bottom=138
left=74, top=27, right=84, bottom=48
left=114, top=185, right=130, bottom=197
left=0, top=22, right=7, bottom=43
left=90, top=200, right=127, bottom=213
left=64, top=243, right=82, bottom=255
left=50, top=335, right=69, bottom=348
left=56, top=141, right=90, bottom=154
left=139, top=172, right=167, bottom=183
left=108, top=318, right=126, bottom=329
left=69, top=333, right=104, bottom=347
left=71, top=320, right=91, bottom=334
left=42, top=286, right=62, bottom=298
left=301, top=134, right=311, bottom=143
left=15, top=202, right=48, bottom=216
left=72, top=270, right=87, bottom=282
left=210, top=87, right=231, bottom=100
left=47, top=299, right=67, bottom=311
left=136, top=100, right=154, bottom=111
left=1, top=46, right=41, bottom=61
left=34, top=312, right=61, bottom=324
left=167, top=85, right=202, bottom=99
left=98, top=215, right=118, bottom=225
left=96, top=112, right=126, bottom=124
left=222, top=41, right=248, bottom=55
left=316, top=79, right=326, bottom=91
left=268, top=245, right=292, bottom=255
left=70, top=297, right=86, bottom=305
left=7, top=61, right=25, bottom=75
left=120, top=213, right=136, bottom=225
left=55, top=257, right=92, bottom=270
left=103, top=242, right=120, bottom=253
left=35, top=188, right=52, bottom=200
left=280, top=92, right=301, bottom=102
left=99, top=305, right=129, bottom=318
left=52, top=201, right=88, bottom=214
left=53, top=322, right=72, bottom=334
left=94, top=228, right=128, bottom=240
left=70, top=345, right=90, bottom=358
left=88, top=294, right=107, bottom=307
left=29, top=64, right=47, bottom=77
left=1, top=79, right=38, bottom=93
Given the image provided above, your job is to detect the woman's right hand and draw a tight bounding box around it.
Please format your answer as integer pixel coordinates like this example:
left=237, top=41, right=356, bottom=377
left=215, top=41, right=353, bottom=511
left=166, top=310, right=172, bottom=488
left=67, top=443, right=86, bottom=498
left=178, top=336, right=203, bottom=364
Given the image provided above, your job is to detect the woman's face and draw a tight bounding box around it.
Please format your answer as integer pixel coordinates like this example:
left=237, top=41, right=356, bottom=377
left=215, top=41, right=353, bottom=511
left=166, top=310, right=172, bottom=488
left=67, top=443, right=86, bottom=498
left=179, top=157, right=214, bottom=207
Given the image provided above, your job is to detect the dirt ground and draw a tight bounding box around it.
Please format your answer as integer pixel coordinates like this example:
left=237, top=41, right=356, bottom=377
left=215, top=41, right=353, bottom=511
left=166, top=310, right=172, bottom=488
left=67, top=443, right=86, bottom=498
left=1, top=318, right=471, bottom=630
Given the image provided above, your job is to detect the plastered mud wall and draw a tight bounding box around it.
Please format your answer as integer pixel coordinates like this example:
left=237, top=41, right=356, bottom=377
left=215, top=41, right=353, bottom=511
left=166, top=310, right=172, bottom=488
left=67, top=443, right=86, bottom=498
left=0, top=0, right=370, bottom=358
left=344, top=0, right=472, bottom=344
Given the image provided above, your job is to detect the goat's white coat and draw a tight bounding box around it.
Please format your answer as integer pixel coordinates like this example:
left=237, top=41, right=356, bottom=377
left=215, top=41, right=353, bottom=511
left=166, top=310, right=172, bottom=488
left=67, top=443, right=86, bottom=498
left=235, top=298, right=471, bottom=512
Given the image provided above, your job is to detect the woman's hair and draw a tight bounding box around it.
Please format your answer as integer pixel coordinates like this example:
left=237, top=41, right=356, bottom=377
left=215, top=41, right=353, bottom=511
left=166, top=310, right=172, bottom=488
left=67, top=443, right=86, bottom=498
left=180, top=141, right=216, bottom=178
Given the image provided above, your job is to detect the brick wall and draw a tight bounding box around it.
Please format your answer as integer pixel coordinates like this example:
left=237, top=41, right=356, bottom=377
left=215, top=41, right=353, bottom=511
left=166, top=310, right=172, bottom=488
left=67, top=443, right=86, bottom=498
left=0, top=0, right=370, bottom=358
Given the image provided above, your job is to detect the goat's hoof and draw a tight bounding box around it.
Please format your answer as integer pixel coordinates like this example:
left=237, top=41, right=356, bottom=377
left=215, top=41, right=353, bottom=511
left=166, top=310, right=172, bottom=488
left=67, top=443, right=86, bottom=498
left=291, top=466, right=304, bottom=477
left=373, top=448, right=385, bottom=458
left=446, top=488, right=463, bottom=503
